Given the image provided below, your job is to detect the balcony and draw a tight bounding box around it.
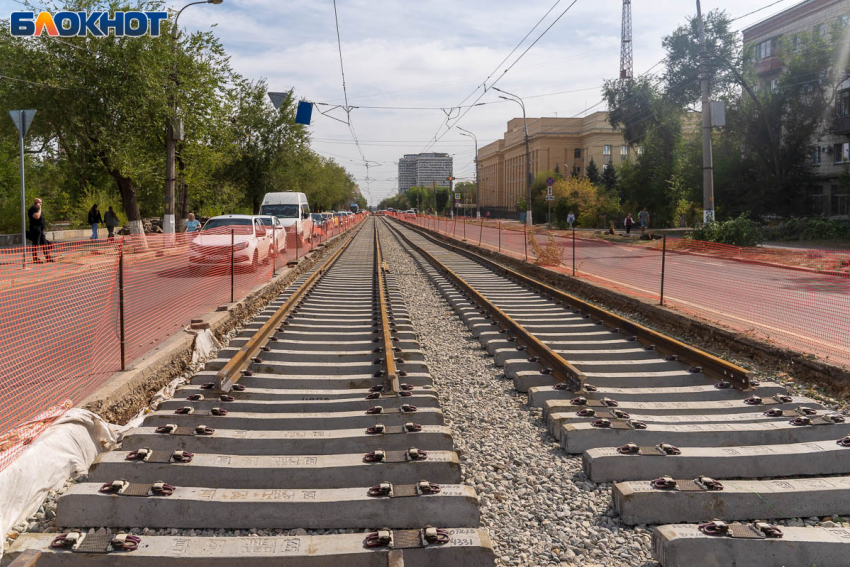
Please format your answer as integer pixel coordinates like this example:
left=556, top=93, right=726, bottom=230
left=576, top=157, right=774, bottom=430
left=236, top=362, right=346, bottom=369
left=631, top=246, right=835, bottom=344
left=754, top=56, right=782, bottom=76
left=835, top=115, right=850, bottom=135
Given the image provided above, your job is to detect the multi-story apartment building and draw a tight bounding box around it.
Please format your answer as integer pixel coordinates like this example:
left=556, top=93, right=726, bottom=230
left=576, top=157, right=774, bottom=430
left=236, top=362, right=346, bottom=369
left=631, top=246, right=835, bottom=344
left=397, top=153, right=453, bottom=193
left=477, top=112, right=629, bottom=213
left=743, top=0, right=850, bottom=217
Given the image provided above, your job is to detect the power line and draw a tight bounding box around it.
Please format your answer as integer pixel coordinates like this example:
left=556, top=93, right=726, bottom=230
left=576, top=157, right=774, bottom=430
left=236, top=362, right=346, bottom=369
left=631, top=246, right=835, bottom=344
left=729, top=0, right=794, bottom=23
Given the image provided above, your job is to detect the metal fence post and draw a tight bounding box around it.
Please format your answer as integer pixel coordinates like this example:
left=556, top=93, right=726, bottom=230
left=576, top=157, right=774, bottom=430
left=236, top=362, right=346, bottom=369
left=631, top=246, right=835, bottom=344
left=524, top=224, right=528, bottom=262
left=660, top=235, right=667, bottom=306
left=272, top=225, right=276, bottom=278
left=572, top=228, right=576, bottom=276
left=230, top=228, right=235, bottom=303
left=295, top=222, right=300, bottom=262
left=118, top=237, right=126, bottom=371
left=463, top=214, right=466, bottom=240
left=498, top=220, right=501, bottom=252
left=479, top=218, right=483, bottom=246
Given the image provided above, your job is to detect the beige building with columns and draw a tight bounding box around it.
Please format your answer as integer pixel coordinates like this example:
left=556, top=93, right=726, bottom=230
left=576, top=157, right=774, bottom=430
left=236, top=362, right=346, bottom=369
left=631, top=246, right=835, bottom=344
left=477, top=112, right=629, bottom=213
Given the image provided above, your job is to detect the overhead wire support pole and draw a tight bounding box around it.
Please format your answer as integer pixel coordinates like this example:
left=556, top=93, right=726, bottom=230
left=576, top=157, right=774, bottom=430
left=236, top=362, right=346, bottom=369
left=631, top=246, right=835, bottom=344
left=696, top=0, right=716, bottom=223
left=458, top=127, right=480, bottom=218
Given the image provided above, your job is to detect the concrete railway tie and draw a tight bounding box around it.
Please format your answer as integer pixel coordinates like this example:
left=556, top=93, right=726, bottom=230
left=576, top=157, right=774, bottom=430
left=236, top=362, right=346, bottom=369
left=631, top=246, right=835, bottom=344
left=383, top=217, right=850, bottom=567
left=5, top=218, right=494, bottom=566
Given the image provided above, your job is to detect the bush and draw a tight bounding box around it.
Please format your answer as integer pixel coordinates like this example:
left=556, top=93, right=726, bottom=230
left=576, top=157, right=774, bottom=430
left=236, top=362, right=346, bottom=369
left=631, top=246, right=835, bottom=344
left=762, top=217, right=850, bottom=241
left=686, top=214, right=763, bottom=247
left=67, top=186, right=127, bottom=229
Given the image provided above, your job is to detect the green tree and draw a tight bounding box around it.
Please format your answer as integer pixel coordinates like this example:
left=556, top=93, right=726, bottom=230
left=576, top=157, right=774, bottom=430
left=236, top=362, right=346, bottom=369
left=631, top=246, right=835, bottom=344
left=602, top=163, right=618, bottom=192
left=585, top=159, right=600, bottom=185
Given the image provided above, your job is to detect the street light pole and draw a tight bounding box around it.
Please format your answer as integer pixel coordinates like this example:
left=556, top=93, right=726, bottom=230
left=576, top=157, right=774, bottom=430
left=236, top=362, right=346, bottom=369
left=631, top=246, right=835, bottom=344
left=494, top=87, right=532, bottom=227
left=458, top=127, right=480, bottom=218
left=164, top=0, right=223, bottom=235
left=696, top=0, right=715, bottom=224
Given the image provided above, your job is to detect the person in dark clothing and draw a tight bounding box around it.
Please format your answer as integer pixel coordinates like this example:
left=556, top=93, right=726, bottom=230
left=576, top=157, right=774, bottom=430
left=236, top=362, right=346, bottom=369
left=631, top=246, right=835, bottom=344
left=88, top=204, right=103, bottom=240
left=104, top=206, right=119, bottom=240
left=27, top=198, right=54, bottom=263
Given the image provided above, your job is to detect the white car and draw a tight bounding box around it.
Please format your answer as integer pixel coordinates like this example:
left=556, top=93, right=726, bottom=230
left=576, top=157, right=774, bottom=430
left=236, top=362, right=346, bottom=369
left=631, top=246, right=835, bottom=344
left=257, top=215, right=287, bottom=252
left=189, top=215, right=273, bottom=272
left=259, top=192, right=313, bottom=243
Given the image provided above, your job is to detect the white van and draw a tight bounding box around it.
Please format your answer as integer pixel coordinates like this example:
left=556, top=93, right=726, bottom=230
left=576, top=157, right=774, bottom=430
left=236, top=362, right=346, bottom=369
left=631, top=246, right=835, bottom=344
left=259, top=192, right=314, bottom=242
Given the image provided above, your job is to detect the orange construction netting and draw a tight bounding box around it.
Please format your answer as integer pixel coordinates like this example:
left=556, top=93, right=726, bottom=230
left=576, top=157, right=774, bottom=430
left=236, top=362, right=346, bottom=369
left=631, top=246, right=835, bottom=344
left=398, top=213, right=850, bottom=370
left=0, top=213, right=365, bottom=471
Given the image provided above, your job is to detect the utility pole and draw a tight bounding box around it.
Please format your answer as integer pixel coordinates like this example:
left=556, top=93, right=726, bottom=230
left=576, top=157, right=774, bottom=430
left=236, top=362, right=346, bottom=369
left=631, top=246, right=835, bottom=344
left=494, top=87, right=532, bottom=227
left=458, top=127, right=480, bottom=218
left=620, top=0, right=633, bottom=80
left=696, top=0, right=715, bottom=223
left=164, top=0, right=223, bottom=235
left=10, top=109, right=36, bottom=269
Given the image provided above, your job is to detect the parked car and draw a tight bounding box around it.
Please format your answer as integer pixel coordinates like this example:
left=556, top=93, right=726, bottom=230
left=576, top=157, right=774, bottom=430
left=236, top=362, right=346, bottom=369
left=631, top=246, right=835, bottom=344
left=189, top=215, right=273, bottom=273
left=321, top=211, right=338, bottom=227
left=257, top=215, right=287, bottom=253
left=311, top=213, right=325, bottom=228
left=259, top=192, right=313, bottom=242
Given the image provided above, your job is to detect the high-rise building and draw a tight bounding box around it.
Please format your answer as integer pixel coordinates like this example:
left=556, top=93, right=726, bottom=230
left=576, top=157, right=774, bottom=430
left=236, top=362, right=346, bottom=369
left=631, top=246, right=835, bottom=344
left=398, top=153, right=453, bottom=193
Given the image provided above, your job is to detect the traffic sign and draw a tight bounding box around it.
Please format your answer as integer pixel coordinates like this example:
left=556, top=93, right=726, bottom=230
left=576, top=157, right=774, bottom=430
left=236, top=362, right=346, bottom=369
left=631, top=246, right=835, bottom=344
left=9, top=110, right=36, bottom=137
left=546, top=186, right=553, bottom=197
left=544, top=195, right=555, bottom=201
left=546, top=177, right=555, bottom=186
left=454, top=192, right=461, bottom=200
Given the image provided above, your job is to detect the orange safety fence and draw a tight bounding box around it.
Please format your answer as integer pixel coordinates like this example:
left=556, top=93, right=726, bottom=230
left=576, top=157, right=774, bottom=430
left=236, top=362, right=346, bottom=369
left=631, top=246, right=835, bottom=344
left=394, top=213, right=850, bottom=370
left=0, top=212, right=366, bottom=471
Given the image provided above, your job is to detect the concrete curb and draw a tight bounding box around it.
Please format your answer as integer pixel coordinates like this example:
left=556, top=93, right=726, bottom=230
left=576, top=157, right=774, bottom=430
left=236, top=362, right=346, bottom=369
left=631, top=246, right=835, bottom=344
left=395, top=219, right=850, bottom=395
left=78, top=227, right=361, bottom=425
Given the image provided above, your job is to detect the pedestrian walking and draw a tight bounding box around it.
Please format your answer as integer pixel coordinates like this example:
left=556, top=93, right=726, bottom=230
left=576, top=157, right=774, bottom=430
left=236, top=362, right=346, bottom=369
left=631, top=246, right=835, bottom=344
left=485, top=211, right=490, bottom=219
left=27, top=198, right=54, bottom=263
left=88, top=204, right=102, bottom=239
left=624, top=213, right=635, bottom=235
left=185, top=213, right=201, bottom=233
left=639, top=207, right=650, bottom=233
left=567, top=211, right=576, bottom=229
left=104, top=206, right=119, bottom=240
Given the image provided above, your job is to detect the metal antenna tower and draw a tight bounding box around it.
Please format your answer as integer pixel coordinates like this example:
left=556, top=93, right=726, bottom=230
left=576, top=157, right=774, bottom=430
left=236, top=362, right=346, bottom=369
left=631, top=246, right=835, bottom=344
left=620, top=0, right=633, bottom=79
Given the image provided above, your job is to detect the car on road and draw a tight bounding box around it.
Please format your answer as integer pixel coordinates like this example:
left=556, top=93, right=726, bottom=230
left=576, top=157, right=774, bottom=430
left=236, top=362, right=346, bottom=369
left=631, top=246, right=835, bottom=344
left=189, top=215, right=273, bottom=273
left=259, top=192, right=313, bottom=243
left=321, top=211, right=338, bottom=227
left=257, top=215, right=287, bottom=252
left=311, top=213, right=325, bottom=228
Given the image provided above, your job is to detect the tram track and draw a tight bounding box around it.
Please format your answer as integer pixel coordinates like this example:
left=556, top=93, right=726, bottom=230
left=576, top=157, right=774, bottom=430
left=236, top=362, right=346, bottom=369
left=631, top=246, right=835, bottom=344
left=4, top=218, right=495, bottom=567
left=383, top=216, right=850, bottom=567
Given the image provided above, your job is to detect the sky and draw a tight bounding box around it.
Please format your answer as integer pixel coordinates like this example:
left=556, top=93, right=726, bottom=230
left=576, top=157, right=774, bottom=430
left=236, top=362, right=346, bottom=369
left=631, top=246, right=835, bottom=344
left=3, top=0, right=802, bottom=205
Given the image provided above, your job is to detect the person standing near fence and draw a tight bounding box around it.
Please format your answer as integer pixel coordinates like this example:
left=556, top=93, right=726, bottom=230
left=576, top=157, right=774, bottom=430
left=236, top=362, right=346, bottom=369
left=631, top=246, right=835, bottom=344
left=624, top=213, right=635, bottom=235
left=27, top=198, right=54, bottom=263
left=185, top=213, right=200, bottom=233
left=567, top=211, right=575, bottom=229
left=639, top=207, right=649, bottom=234
left=104, top=206, right=119, bottom=240
left=88, top=204, right=102, bottom=240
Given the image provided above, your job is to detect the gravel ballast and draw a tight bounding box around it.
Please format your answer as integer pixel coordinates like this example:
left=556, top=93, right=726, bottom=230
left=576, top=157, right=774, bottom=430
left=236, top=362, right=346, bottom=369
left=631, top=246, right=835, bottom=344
left=379, top=223, right=654, bottom=567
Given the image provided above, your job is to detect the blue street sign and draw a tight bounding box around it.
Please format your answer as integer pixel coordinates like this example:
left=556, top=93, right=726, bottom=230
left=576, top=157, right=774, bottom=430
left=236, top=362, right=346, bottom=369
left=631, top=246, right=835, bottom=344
left=295, top=101, right=313, bottom=125
left=546, top=177, right=555, bottom=186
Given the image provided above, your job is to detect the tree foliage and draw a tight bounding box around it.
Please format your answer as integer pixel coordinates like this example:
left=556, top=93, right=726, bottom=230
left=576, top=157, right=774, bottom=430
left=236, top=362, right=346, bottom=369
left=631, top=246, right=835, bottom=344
left=0, top=0, right=361, bottom=235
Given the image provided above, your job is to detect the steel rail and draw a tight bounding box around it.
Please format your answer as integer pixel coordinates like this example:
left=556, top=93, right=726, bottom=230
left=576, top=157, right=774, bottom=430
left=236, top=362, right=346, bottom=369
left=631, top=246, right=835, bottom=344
left=375, top=221, right=400, bottom=395
left=215, top=230, right=359, bottom=392
left=392, top=217, right=753, bottom=391
left=6, top=550, right=41, bottom=567
left=383, top=218, right=585, bottom=393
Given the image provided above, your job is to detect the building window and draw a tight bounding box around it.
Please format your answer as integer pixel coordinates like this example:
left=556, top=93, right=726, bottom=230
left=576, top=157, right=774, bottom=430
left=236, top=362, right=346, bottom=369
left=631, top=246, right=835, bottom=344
left=757, top=38, right=774, bottom=60
left=814, top=23, right=826, bottom=40
left=834, top=143, right=850, bottom=163
left=832, top=192, right=849, bottom=216
left=635, top=146, right=643, bottom=155
left=811, top=146, right=821, bottom=165
left=603, top=145, right=611, bottom=156
left=620, top=145, right=628, bottom=156
left=572, top=166, right=581, bottom=177
left=770, top=78, right=780, bottom=91
left=838, top=90, right=850, bottom=116
left=574, top=148, right=581, bottom=159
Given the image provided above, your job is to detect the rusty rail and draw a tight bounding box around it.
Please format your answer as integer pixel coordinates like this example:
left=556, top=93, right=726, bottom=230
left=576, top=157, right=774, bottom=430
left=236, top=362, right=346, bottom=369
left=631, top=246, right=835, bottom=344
left=391, top=217, right=753, bottom=391
left=215, top=230, right=358, bottom=392
left=7, top=550, right=41, bottom=567
left=375, top=222, right=401, bottom=395
left=384, top=218, right=585, bottom=393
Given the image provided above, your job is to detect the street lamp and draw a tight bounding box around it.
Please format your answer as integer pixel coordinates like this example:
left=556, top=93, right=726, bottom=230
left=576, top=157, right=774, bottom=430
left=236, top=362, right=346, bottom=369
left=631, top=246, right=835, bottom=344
left=493, top=87, right=532, bottom=227
left=457, top=127, right=480, bottom=218
left=164, top=0, right=223, bottom=234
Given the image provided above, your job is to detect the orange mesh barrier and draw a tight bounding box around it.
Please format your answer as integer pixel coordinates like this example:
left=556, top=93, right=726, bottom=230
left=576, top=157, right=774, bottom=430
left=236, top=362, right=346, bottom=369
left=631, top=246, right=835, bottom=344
left=397, top=214, right=850, bottom=369
left=0, top=213, right=365, bottom=471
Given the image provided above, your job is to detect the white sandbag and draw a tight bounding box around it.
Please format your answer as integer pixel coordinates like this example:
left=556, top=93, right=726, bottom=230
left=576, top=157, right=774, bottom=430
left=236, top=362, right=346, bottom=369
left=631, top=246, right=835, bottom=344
left=0, top=409, right=119, bottom=557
